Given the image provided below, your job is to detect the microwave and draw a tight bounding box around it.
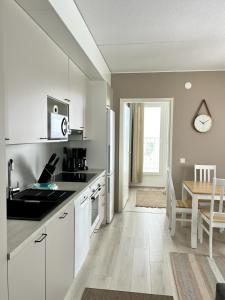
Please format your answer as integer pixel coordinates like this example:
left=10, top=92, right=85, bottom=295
left=48, top=113, right=70, bottom=140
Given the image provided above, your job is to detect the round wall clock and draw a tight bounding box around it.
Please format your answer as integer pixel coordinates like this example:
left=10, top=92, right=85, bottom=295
left=194, top=114, right=212, bottom=133
left=193, top=99, right=212, bottom=133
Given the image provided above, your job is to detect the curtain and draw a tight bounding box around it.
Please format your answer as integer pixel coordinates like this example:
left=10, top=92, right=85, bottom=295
left=130, top=103, right=144, bottom=184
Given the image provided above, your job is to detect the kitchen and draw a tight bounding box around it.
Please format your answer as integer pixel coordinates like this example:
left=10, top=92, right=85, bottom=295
left=3, top=1, right=225, bottom=300
left=0, top=0, right=114, bottom=300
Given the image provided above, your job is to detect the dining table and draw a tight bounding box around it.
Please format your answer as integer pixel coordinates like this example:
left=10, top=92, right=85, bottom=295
left=182, top=180, right=224, bottom=248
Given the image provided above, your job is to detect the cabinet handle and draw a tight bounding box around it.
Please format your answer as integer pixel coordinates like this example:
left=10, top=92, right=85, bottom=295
left=80, top=127, right=84, bottom=129
left=40, top=137, right=48, bottom=140
left=35, top=233, right=47, bottom=243
left=5, top=138, right=10, bottom=141
left=59, top=212, right=68, bottom=219
left=64, top=99, right=71, bottom=102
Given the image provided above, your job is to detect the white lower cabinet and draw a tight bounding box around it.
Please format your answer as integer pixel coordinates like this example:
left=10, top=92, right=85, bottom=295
left=8, top=203, right=74, bottom=300
left=75, top=191, right=90, bottom=276
left=8, top=229, right=46, bottom=300
left=46, top=202, right=74, bottom=300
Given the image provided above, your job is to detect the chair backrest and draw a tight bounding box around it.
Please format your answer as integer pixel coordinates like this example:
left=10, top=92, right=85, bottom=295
left=167, top=168, right=176, bottom=210
left=194, top=164, right=216, bottom=182
left=210, top=178, right=225, bottom=221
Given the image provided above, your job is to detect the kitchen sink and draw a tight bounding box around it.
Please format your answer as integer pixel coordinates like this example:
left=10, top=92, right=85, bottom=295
left=7, top=200, right=59, bottom=221
left=12, top=189, right=74, bottom=202
left=7, top=189, right=75, bottom=221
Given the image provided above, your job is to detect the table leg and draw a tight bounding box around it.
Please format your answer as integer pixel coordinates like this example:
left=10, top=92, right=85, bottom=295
left=181, top=185, right=187, bottom=226
left=219, top=198, right=224, bottom=233
left=182, top=185, right=187, bottom=201
left=191, top=195, right=198, bottom=248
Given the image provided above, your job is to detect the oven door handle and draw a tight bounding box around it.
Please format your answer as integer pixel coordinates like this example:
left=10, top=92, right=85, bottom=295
left=91, top=195, right=97, bottom=201
left=91, top=190, right=100, bottom=201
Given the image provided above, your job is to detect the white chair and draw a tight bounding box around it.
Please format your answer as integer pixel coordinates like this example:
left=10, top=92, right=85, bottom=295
left=194, top=165, right=217, bottom=208
left=167, top=169, right=192, bottom=236
left=194, top=164, right=216, bottom=182
left=198, top=178, right=225, bottom=258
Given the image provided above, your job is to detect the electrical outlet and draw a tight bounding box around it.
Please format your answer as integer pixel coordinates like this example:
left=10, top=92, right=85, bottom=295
left=180, top=158, right=186, bottom=164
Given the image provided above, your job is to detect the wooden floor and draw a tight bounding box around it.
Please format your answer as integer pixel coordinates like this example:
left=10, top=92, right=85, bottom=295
left=65, top=188, right=225, bottom=300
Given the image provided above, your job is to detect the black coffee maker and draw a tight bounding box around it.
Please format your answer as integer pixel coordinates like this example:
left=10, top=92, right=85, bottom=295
left=62, top=147, right=88, bottom=172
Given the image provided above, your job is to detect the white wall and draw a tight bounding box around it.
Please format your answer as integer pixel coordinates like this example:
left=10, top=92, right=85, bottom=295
left=0, top=0, right=8, bottom=298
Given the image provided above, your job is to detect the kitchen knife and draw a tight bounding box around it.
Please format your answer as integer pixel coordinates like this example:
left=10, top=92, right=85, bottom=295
left=48, top=153, right=57, bottom=165
left=52, top=157, right=60, bottom=168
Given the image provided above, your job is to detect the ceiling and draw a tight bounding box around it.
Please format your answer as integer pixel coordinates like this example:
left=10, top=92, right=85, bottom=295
left=74, top=0, right=225, bottom=73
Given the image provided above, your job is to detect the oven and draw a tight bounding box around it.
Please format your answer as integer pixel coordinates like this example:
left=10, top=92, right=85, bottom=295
left=90, top=183, right=101, bottom=233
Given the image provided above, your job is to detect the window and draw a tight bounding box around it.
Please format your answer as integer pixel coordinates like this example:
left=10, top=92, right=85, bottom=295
left=143, top=106, right=161, bottom=173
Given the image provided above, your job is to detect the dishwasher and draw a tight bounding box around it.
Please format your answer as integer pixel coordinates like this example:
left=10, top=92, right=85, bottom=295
left=74, top=190, right=91, bottom=277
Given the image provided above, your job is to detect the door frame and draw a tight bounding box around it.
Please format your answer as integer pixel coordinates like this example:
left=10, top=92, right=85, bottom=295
left=0, top=1, right=8, bottom=298
left=120, top=103, right=131, bottom=210
left=118, top=98, right=174, bottom=212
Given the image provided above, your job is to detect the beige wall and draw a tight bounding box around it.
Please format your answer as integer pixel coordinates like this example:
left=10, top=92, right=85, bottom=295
left=112, top=72, right=225, bottom=210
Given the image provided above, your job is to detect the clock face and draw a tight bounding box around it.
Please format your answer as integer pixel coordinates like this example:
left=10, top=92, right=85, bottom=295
left=194, top=114, right=212, bottom=133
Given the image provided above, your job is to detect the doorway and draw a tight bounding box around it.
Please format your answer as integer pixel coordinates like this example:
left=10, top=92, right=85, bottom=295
left=118, top=98, right=173, bottom=212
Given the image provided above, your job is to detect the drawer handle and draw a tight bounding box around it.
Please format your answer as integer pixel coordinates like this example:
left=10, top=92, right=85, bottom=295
left=59, top=212, right=68, bottom=219
left=35, top=233, right=47, bottom=243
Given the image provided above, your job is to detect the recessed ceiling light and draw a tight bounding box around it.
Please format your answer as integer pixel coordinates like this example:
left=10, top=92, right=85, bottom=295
left=185, top=82, right=192, bottom=90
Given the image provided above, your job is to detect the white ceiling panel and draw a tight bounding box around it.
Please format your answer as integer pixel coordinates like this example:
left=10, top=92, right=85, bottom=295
left=74, top=0, right=225, bottom=72
left=99, top=40, right=225, bottom=73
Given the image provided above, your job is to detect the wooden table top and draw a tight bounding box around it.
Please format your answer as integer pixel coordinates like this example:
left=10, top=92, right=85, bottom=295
left=183, top=181, right=222, bottom=195
left=81, top=288, right=173, bottom=300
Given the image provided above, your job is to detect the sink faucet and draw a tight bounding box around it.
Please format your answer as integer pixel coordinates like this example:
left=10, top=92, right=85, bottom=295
left=8, top=159, right=20, bottom=200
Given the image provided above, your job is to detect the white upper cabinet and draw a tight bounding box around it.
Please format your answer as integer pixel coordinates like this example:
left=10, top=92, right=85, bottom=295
left=68, top=60, right=87, bottom=131
left=4, top=1, right=69, bottom=144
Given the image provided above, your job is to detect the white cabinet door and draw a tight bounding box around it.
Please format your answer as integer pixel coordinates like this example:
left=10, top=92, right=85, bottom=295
left=75, top=192, right=90, bottom=276
left=46, top=202, right=74, bottom=300
left=4, top=1, right=68, bottom=144
left=68, top=60, right=86, bottom=131
left=8, top=230, right=46, bottom=300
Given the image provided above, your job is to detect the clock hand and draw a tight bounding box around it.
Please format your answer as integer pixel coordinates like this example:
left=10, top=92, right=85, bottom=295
left=202, top=119, right=210, bottom=124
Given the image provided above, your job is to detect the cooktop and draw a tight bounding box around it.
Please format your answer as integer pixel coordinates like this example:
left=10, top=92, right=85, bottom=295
left=54, top=172, right=96, bottom=183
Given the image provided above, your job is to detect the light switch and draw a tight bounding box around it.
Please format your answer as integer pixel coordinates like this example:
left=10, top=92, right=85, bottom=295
left=180, top=158, right=186, bottom=164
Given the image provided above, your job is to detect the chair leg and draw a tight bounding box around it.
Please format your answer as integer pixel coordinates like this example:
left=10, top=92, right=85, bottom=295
left=168, top=206, right=172, bottom=230
left=209, top=226, right=213, bottom=259
left=199, top=218, right=203, bottom=244
left=170, top=212, right=176, bottom=237
left=181, top=213, right=186, bottom=227
left=198, top=213, right=203, bottom=244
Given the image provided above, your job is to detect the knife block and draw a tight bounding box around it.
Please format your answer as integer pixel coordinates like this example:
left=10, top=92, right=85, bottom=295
left=38, top=164, right=56, bottom=183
